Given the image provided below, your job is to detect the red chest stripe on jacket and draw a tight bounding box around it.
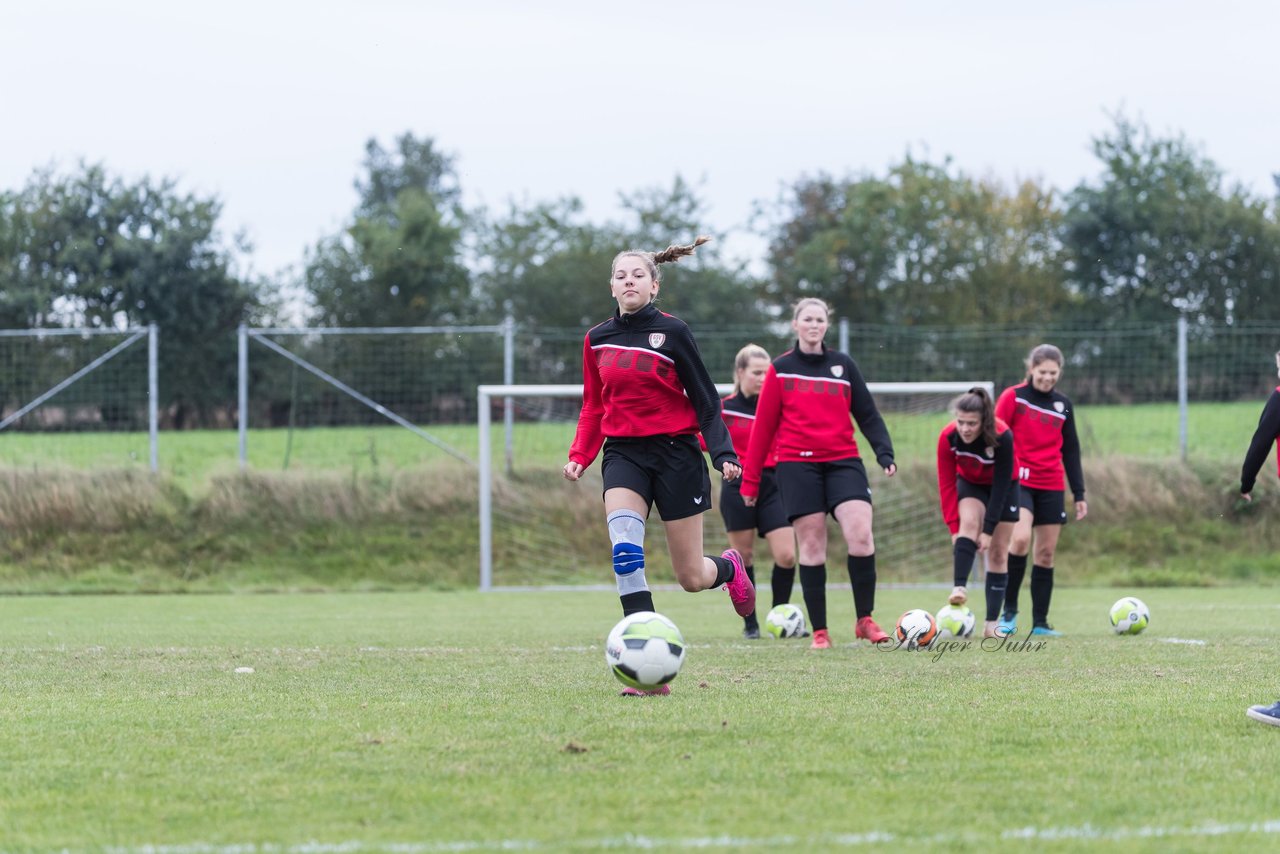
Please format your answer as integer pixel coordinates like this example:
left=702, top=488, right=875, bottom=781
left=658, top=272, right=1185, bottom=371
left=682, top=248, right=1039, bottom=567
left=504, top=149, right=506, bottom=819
left=1015, top=399, right=1066, bottom=426
left=777, top=373, right=852, bottom=399
left=593, top=344, right=676, bottom=379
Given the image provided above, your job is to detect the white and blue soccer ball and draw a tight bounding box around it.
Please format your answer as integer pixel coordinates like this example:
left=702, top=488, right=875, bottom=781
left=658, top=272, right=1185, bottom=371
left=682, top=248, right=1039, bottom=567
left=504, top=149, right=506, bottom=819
left=935, top=604, right=976, bottom=639
left=764, top=603, right=807, bottom=639
left=1109, top=596, right=1150, bottom=635
left=605, top=612, right=686, bottom=690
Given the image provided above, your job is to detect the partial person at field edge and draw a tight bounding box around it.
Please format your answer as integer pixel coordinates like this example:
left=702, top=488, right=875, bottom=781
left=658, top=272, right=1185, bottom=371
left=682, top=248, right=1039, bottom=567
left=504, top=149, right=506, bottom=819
left=563, top=235, right=755, bottom=696
left=740, top=298, right=896, bottom=650
left=1238, top=349, right=1280, bottom=727
left=994, top=344, right=1087, bottom=637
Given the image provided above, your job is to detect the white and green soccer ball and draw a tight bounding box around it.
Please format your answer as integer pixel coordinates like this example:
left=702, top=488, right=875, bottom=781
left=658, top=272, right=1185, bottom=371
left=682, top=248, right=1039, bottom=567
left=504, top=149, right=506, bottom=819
left=764, top=603, right=807, bottom=639
left=605, top=611, right=686, bottom=690
left=935, top=604, right=976, bottom=639
left=1109, top=596, right=1150, bottom=635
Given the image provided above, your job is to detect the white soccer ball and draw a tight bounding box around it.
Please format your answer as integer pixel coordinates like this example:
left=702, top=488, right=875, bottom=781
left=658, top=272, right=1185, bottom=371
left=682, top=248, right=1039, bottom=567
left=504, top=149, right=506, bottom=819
left=605, top=611, right=686, bottom=690
left=1109, top=596, right=1150, bottom=635
left=894, top=608, right=939, bottom=650
left=935, top=604, right=976, bottom=639
left=764, top=603, right=807, bottom=639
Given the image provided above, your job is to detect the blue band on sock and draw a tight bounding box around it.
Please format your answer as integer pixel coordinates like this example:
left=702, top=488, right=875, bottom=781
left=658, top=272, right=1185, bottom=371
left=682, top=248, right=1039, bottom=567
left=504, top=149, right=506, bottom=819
left=613, top=542, right=645, bottom=576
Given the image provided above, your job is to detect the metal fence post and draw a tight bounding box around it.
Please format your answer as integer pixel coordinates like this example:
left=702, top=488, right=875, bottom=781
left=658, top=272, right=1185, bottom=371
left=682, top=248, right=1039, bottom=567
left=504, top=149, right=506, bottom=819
left=238, top=324, right=248, bottom=469
left=1177, top=315, right=1188, bottom=461
left=478, top=387, right=493, bottom=591
left=148, top=324, right=159, bottom=473
left=839, top=317, right=849, bottom=353
left=503, top=313, right=515, bottom=476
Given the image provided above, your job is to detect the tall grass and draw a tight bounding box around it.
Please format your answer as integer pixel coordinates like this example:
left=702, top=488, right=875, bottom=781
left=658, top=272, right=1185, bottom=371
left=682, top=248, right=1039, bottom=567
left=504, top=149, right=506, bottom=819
left=1, top=450, right=1277, bottom=593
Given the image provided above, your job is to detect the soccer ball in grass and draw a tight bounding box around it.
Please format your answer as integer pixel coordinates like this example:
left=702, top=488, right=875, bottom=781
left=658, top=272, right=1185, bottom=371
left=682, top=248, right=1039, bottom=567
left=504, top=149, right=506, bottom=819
left=1109, top=596, right=1150, bottom=635
left=935, top=604, right=976, bottom=639
left=605, top=612, right=686, bottom=690
left=894, top=609, right=939, bottom=649
left=764, top=603, right=807, bottom=639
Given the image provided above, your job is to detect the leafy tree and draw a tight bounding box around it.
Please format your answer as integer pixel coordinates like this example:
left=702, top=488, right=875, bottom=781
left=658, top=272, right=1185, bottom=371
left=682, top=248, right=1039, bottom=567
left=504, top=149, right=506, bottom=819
left=475, top=177, right=763, bottom=330
left=760, top=156, right=1072, bottom=326
left=472, top=196, right=622, bottom=330
left=303, top=133, right=470, bottom=327
left=1064, top=115, right=1280, bottom=325
left=0, top=163, right=260, bottom=426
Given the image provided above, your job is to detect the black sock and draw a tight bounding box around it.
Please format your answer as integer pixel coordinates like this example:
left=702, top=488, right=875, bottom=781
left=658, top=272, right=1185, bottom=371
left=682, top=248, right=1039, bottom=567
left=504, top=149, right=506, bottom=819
left=771, top=564, right=796, bottom=608
left=743, top=564, right=758, bottom=626
left=1006, top=553, right=1028, bottom=614
left=1031, top=564, right=1054, bottom=625
left=953, top=537, right=978, bottom=588
left=710, top=555, right=735, bottom=588
left=799, top=564, right=827, bottom=630
left=984, top=572, right=1008, bottom=622
left=848, top=553, right=877, bottom=619
left=620, top=591, right=654, bottom=616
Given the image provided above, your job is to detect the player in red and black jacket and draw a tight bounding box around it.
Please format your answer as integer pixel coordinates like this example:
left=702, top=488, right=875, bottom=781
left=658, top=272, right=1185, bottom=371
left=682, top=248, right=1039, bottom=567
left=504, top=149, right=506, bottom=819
left=994, top=344, right=1088, bottom=638
left=1239, top=351, right=1280, bottom=502
left=564, top=237, right=754, bottom=695
left=711, top=344, right=798, bottom=640
left=936, top=387, right=1020, bottom=639
left=1239, top=350, right=1280, bottom=727
left=740, top=298, right=896, bottom=649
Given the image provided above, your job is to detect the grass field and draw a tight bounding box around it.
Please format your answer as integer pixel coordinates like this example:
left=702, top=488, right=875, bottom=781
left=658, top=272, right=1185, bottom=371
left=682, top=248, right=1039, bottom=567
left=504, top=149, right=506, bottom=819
left=3, top=587, right=1280, bottom=851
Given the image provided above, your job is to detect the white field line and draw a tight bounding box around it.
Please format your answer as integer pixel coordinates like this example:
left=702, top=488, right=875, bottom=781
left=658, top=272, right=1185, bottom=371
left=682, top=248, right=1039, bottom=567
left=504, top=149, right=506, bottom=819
left=102, top=819, right=1280, bottom=853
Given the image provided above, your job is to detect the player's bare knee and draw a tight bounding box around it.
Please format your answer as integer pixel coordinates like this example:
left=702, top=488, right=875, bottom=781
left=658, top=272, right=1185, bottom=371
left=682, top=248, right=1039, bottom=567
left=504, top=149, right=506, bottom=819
left=847, top=533, right=874, bottom=554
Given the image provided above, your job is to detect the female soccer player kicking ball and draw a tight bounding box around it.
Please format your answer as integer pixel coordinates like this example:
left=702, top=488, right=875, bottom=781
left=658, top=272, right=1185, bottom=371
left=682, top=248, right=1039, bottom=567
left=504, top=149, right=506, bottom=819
left=563, top=236, right=754, bottom=695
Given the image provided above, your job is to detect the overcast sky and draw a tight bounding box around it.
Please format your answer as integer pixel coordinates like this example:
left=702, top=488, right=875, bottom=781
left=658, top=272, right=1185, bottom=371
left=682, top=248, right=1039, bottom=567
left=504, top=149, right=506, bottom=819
left=3, top=0, right=1278, bottom=280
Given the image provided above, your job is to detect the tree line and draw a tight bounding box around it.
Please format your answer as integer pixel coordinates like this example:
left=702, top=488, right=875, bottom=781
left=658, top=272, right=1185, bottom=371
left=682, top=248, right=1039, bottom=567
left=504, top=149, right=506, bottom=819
left=1, top=114, right=1278, bottom=426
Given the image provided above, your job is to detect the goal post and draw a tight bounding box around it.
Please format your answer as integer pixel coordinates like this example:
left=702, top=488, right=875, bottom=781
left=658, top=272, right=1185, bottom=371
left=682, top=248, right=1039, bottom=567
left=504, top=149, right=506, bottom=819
left=477, top=381, right=992, bottom=591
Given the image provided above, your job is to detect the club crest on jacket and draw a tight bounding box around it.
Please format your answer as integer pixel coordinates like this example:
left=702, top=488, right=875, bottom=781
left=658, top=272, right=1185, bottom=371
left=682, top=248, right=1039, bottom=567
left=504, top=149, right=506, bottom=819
left=648, top=333, right=666, bottom=349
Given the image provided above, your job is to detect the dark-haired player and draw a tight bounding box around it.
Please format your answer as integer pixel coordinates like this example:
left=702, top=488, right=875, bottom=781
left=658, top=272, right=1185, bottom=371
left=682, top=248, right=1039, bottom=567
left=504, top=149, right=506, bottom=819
left=936, top=386, right=1019, bottom=639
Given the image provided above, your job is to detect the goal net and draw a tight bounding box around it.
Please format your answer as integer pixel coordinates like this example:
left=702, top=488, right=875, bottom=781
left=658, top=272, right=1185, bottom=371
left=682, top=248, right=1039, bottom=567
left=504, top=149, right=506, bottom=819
left=478, top=381, right=991, bottom=591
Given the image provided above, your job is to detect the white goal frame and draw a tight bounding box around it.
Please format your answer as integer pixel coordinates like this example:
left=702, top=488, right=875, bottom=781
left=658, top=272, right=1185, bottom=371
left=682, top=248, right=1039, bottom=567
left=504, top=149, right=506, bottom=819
left=477, top=381, right=992, bottom=591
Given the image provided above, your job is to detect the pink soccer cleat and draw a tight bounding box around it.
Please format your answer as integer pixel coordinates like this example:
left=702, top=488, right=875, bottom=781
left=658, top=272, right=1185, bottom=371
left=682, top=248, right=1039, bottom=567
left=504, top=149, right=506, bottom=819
left=855, top=616, right=890, bottom=644
left=721, top=548, right=756, bottom=618
left=810, top=628, right=832, bottom=649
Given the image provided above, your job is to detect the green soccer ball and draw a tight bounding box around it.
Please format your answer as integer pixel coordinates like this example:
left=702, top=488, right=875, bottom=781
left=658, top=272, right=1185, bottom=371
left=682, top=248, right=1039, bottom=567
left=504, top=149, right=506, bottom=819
left=764, top=603, right=807, bottom=639
left=1109, top=596, right=1150, bottom=635
left=605, top=612, right=686, bottom=690
left=935, top=604, right=976, bottom=639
